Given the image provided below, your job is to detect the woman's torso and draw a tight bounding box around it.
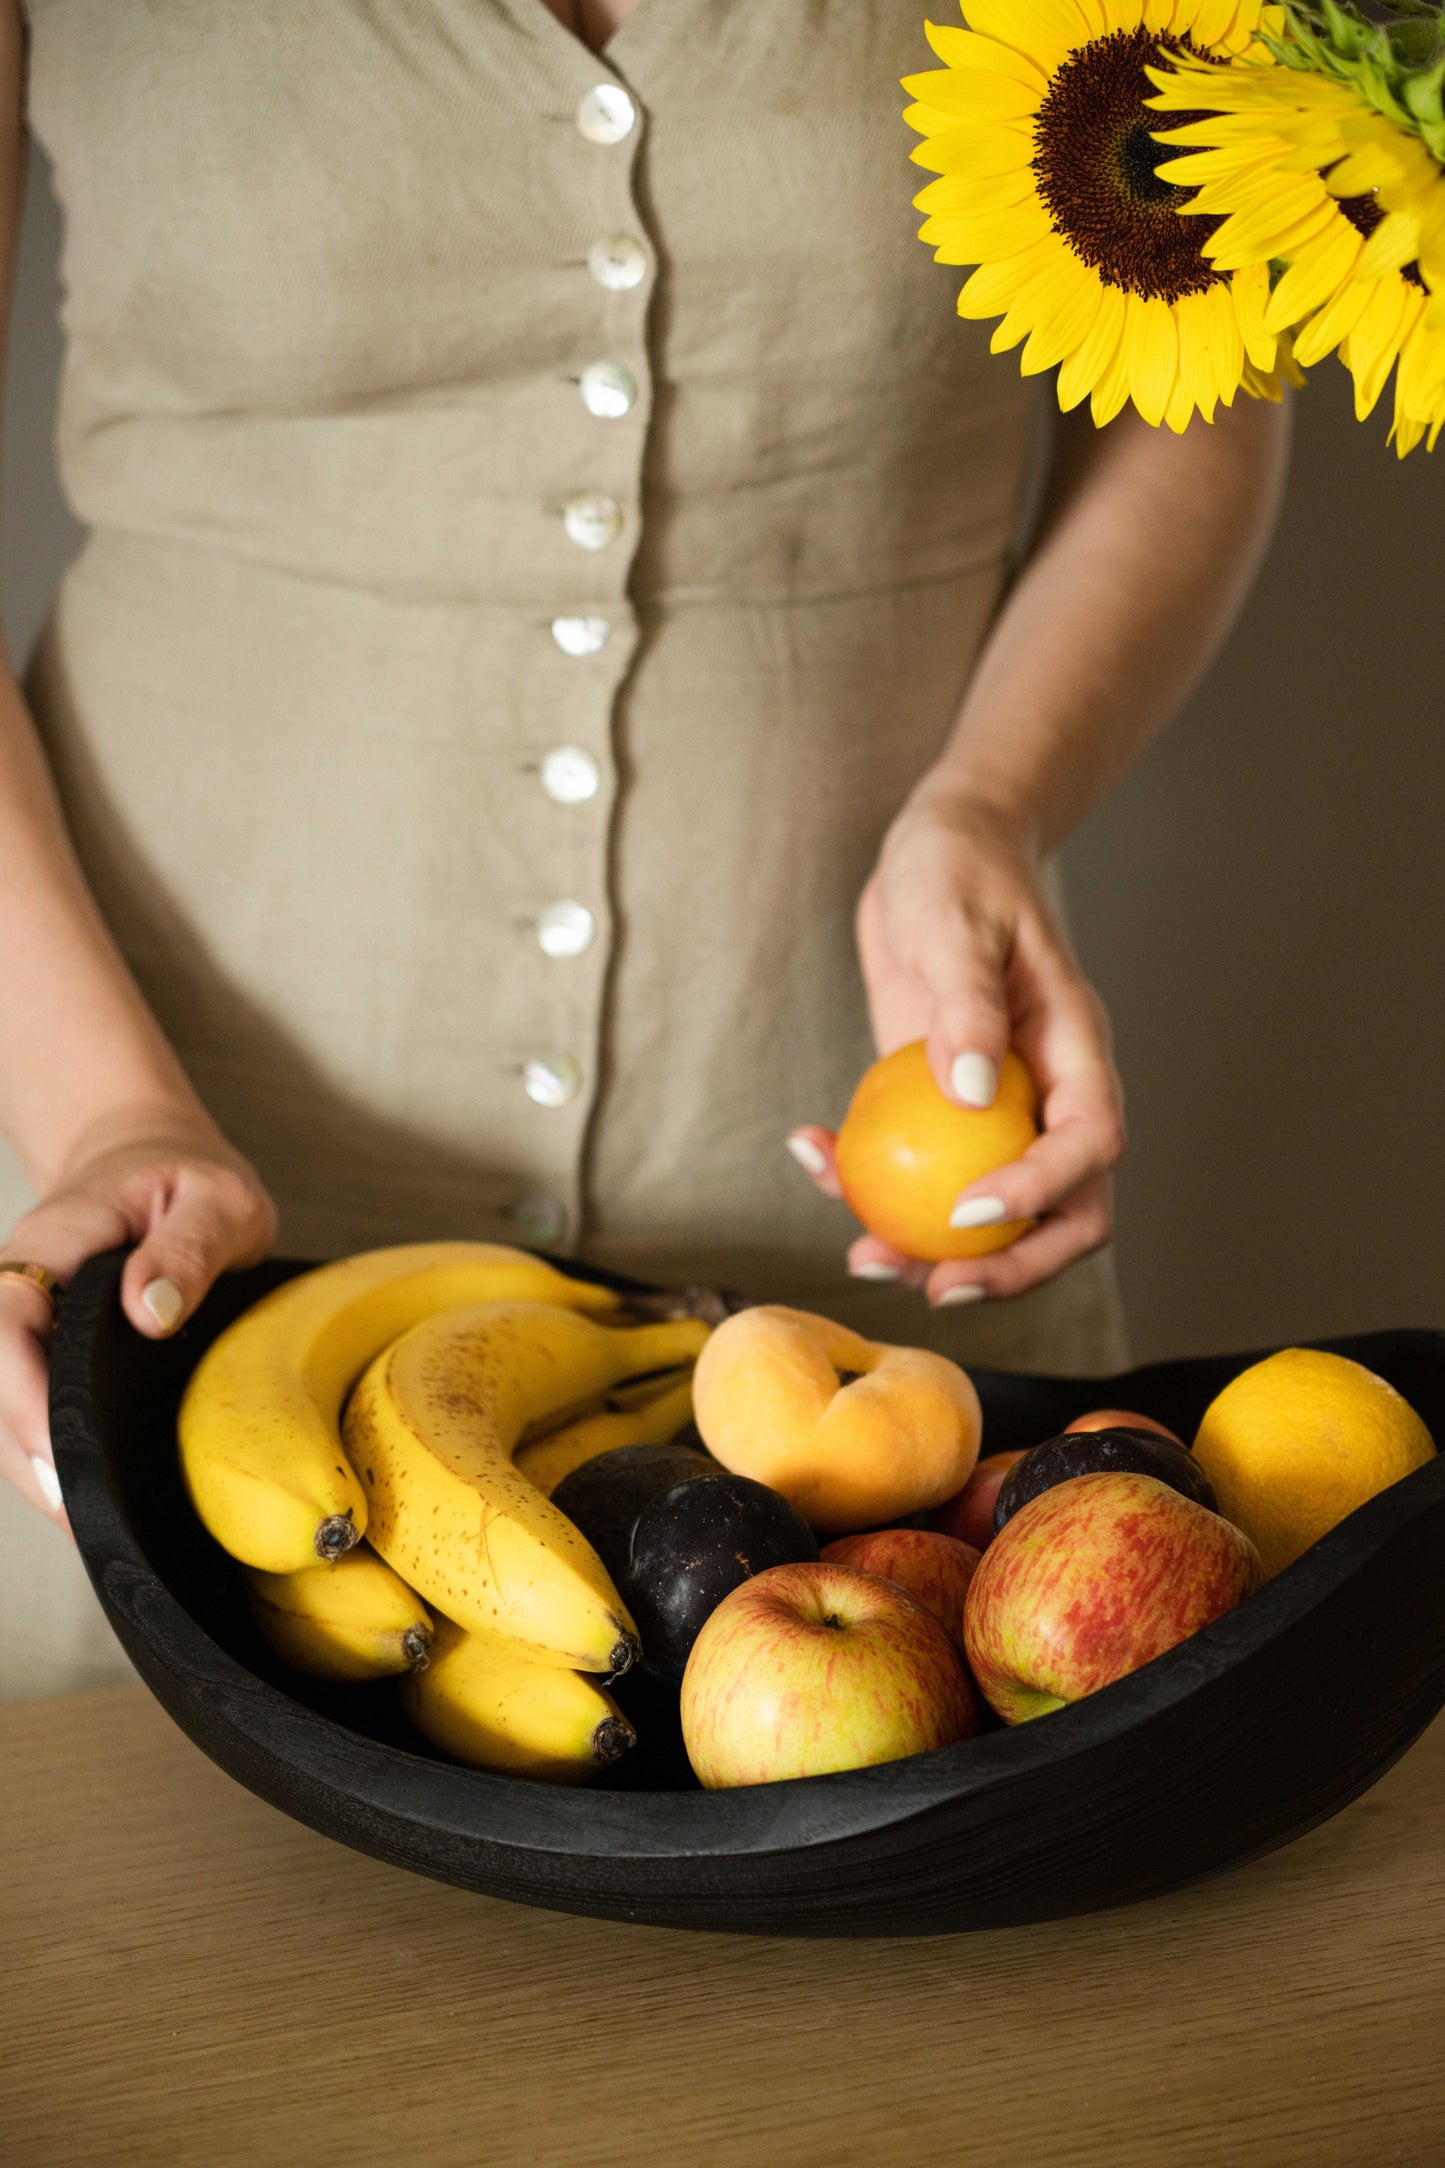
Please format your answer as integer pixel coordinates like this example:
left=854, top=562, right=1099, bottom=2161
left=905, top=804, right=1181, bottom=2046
left=17, top=0, right=1125, bottom=1374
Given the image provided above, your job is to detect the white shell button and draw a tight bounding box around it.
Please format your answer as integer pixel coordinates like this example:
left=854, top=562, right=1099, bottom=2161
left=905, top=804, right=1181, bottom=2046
left=576, top=85, right=636, bottom=146
left=579, top=360, right=638, bottom=420
left=523, top=1053, right=583, bottom=1109
left=551, top=615, right=612, bottom=658
left=541, top=745, right=601, bottom=805
left=562, top=492, right=623, bottom=551
left=587, top=235, right=648, bottom=291
left=537, top=901, right=596, bottom=959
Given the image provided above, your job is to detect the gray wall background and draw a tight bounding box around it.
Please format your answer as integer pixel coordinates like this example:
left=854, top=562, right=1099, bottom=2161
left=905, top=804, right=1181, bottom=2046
left=6, top=147, right=1441, bottom=1367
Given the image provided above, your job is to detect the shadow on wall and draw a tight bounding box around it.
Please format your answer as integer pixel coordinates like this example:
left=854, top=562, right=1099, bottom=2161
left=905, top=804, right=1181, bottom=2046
left=4, top=150, right=1441, bottom=1366
left=1064, top=364, right=1445, bottom=1363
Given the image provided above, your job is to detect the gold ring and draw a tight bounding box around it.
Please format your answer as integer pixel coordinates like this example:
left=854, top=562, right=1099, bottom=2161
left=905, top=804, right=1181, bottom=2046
left=0, top=1263, right=62, bottom=1313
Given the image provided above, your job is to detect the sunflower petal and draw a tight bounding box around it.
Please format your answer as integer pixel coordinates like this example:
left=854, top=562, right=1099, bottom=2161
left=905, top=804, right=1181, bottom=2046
left=1264, top=224, right=1362, bottom=334
left=1356, top=210, right=1422, bottom=283
left=922, top=169, right=1038, bottom=225
left=1200, top=278, right=1246, bottom=405
left=902, top=69, right=1042, bottom=124
left=1232, top=262, right=1276, bottom=370
left=1058, top=282, right=1128, bottom=410
left=1163, top=368, right=1199, bottom=433
left=1205, top=197, right=1336, bottom=271
left=1189, top=0, right=1240, bottom=49
left=962, top=0, right=1088, bottom=77
left=955, top=239, right=1059, bottom=319
left=1396, top=317, right=1445, bottom=415
left=1126, top=293, right=1179, bottom=426
left=921, top=24, right=1050, bottom=93
left=933, top=201, right=1054, bottom=261
left=1090, top=334, right=1134, bottom=428
left=1020, top=263, right=1103, bottom=375
left=913, top=146, right=1034, bottom=209
left=1173, top=290, right=1220, bottom=421
left=1291, top=273, right=1381, bottom=366
left=1342, top=280, right=1418, bottom=419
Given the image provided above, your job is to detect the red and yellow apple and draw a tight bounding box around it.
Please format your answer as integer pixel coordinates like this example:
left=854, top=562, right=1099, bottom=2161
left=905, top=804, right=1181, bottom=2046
left=1064, top=1407, right=1184, bottom=1445
left=820, top=1527, right=980, bottom=1653
left=680, top=1561, right=979, bottom=1787
left=963, top=1470, right=1261, bottom=1726
left=929, top=1449, right=1028, bottom=1552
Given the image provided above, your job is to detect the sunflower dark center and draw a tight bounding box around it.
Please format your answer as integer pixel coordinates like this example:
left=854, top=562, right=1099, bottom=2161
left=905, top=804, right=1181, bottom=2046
left=1336, top=186, right=1426, bottom=289
left=1032, top=28, right=1224, bottom=302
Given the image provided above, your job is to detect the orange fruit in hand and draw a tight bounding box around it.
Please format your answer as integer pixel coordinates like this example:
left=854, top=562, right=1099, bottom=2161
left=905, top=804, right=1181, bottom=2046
left=834, top=1042, right=1038, bottom=1262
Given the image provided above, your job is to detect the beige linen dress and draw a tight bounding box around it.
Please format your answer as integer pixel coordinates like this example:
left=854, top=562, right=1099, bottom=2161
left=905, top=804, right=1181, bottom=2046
left=1, top=0, right=1127, bottom=1698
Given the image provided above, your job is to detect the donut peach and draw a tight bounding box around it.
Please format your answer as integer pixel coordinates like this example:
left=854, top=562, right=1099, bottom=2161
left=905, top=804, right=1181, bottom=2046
left=692, top=1306, right=982, bottom=1535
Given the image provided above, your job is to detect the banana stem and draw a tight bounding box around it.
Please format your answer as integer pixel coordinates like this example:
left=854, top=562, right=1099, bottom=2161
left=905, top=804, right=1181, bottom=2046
left=314, top=1511, right=360, bottom=1562
left=591, top=1714, right=637, bottom=1766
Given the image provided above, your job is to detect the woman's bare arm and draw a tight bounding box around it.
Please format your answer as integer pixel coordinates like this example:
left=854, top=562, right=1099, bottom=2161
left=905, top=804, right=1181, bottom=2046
left=0, top=1, right=275, bottom=1521
left=793, top=394, right=1291, bottom=1304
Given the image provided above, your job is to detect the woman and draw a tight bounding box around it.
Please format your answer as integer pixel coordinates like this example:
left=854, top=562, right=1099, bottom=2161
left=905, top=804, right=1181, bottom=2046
left=0, top=0, right=1287, bottom=1697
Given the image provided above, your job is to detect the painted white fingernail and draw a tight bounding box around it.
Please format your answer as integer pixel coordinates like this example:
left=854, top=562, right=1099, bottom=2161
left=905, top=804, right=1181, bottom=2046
left=30, top=1455, right=62, bottom=1511
left=950, top=1195, right=1010, bottom=1230
left=951, top=1053, right=999, bottom=1109
left=849, top=1262, right=901, bottom=1282
left=786, top=1134, right=828, bottom=1178
left=142, top=1278, right=184, bottom=1332
left=934, top=1285, right=988, bottom=1308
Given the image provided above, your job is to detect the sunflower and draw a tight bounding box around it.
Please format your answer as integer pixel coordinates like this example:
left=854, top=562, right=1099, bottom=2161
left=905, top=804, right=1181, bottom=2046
left=1148, top=34, right=1445, bottom=452
left=904, top=1, right=1297, bottom=431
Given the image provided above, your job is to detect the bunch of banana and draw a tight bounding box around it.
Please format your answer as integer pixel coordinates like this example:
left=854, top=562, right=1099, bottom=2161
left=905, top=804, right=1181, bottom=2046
left=515, top=1369, right=696, bottom=1498
left=403, top=1619, right=635, bottom=1783
left=180, top=1244, right=711, bottom=1782
left=179, top=1241, right=618, bottom=1572
left=246, top=1545, right=433, bottom=1681
left=344, top=1300, right=709, bottom=1673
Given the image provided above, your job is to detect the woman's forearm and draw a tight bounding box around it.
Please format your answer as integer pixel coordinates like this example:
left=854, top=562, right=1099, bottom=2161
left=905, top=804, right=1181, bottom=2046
left=0, top=2, right=201, bottom=1191
left=0, top=665, right=206, bottom=1188
left=918, top=395, right=1292, bottom=850
left=801, top=394, right=1292, bottom=1300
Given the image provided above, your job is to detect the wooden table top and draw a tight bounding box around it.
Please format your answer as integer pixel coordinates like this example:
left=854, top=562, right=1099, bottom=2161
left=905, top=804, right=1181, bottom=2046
left=3, top=1685, right=1444, bottom=2168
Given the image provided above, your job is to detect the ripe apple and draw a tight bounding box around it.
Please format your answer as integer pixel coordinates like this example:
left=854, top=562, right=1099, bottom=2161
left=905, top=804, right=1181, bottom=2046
left=963, top=1471, right=1261, bottom=1726
left=680, top=1561, right=979, bottom=1787
left=1065, top=1407, right=1183, bottom=1445
left=929, top=1450, right=1028, bottom=1551
left=820, top=1527, right=980, bottom=1652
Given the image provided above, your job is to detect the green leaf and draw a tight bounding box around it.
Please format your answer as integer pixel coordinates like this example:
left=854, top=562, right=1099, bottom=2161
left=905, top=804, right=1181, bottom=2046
left=1405, top=56, right=1445, bottom=124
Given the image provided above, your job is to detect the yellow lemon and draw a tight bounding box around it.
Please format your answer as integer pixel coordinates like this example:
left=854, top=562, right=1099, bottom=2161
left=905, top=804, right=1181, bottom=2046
left=1192, top=1349, right=1435, bottom=1578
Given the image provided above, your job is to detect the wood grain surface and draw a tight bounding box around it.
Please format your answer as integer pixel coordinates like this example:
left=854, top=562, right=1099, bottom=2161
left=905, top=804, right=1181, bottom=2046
left=3, top=1686, right=1443, bottom=2168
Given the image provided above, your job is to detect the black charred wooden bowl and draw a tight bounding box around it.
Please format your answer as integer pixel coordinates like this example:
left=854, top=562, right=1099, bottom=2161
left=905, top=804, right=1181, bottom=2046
left=50, top=1250, right=1445, bottom=1938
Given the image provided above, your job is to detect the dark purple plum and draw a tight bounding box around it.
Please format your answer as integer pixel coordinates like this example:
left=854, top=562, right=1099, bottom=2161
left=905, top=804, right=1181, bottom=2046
left=994, top=1428, right=1217, bottom=1534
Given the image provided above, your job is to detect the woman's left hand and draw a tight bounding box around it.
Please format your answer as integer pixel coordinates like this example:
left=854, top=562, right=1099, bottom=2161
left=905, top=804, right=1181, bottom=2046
left=788, top=792, right=1126, bottom=1307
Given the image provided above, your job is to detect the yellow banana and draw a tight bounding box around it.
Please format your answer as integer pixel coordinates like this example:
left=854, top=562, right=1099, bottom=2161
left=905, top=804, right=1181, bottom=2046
left=180, top=1242, right=618, bottom=1574
left=344, top=1300, right=711, bottom=1671
left=403, top=1619, right=635, bottom=1783
left=246, top=1545, right=433, bottom=1682
left=515, top=1371, right=696, bottom=1498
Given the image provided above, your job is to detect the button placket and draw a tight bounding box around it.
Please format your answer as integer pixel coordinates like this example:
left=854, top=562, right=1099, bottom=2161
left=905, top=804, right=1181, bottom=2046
left=524, top=72, right=652, bottom=1214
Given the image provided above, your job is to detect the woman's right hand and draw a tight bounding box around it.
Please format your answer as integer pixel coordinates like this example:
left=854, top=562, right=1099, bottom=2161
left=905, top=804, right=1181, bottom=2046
left=0, top=1109, right=276, bottom=1528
